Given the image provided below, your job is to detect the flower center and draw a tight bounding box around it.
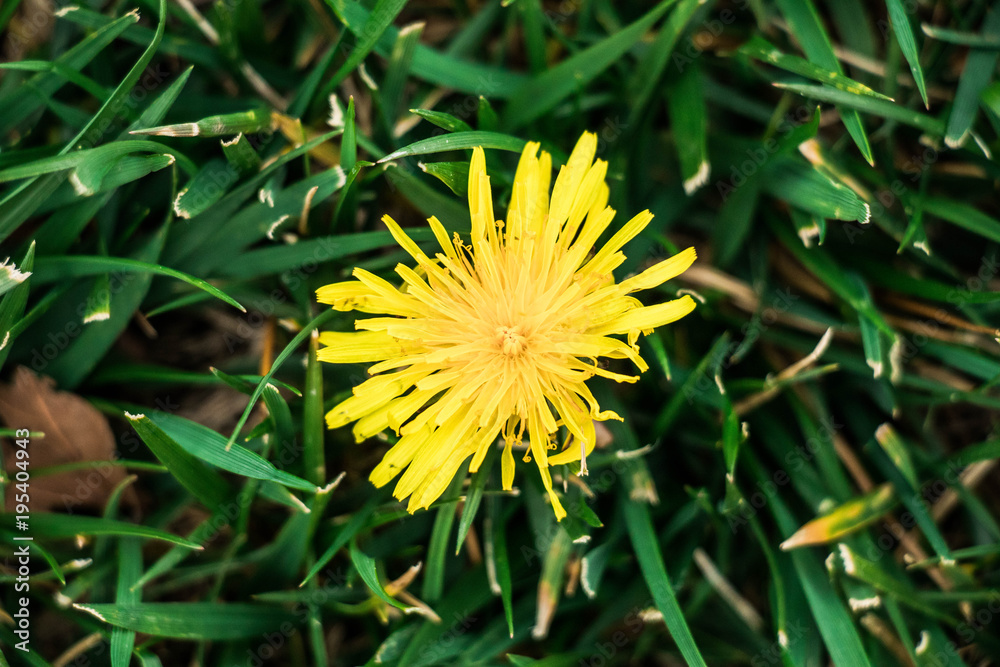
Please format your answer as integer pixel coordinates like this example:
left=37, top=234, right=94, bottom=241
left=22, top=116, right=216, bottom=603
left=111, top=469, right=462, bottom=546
left=495, top=325, right=528, bottom=357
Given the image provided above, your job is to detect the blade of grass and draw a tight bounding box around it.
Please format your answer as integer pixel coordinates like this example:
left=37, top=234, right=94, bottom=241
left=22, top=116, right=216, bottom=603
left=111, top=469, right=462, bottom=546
left=774, top=0, right=875, bottom=164
left=886, top=0, right=929, bottom=107
left=75, top=603, right=296, bottom=639
left=944, top=8, right=1000, bottom=148
left=126, top=412, right=234, bottom=511
left=504, top=0, right=677, bottom=130
left=32, top=255, right=244, bottom=312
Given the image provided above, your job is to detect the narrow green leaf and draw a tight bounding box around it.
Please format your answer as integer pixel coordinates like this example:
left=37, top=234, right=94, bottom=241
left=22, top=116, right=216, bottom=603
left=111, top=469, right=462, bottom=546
left=774, top=0, right=874, bottom=163
left=303, top=332, right=326, bottom=486
left=762, top=159, right=870, bottom=224
left=173, top=158, right=233, bottom=219
left=217, top=227, right=396, bottom=279
left=111, top=538, right=141, bottom=667
left=350, top=539, right=417, bottom=612
left=131, top=107, right=272, bottom=138
left=0, top=140, right=183, bottom=184
left=420, top=161, right=470, bottom=197
left=126, top=412, right=233, bottom=511
left=327, top=0, right=408, bottom=91
left=221, top=133, right=261, bottom=175
left=773, top=82, right=945, bottom=134
left=342, top=97, right=357, bottom=172
left=302, top=492, right=381, bottom=586
left=488, top=501, right=515, bottom=638
left=0, top=514, right=200, bottom=548
left=944, top=8, right=1000, bottom=148
left=627, top=0, right=704, bottom=127
left=381, top=22, right=423, bottom=137
left=328, top=0, right=526, bottom=96
left=505, top=0, right=676, bottom=130
left=921, top=196, right=1000, bottom=244
left=145, top=411, right=316, bottom=492
left=456, top=445, right=498, bottom=555
left=32, top=255, right=244, bottom=312
left=79, top=273, right=112, bottom=325
left=0, top=10, right=138, bottom=136
left=225, top=309, right=337, bottom=451
left=740, top=34, right=894, bottom=101
left=886, top=0, right=929, bottom=107
left=410, top=108, right=473, bottom=133
left=423, top=470, right=464, bottom=602
left=623, top=499, right=708, bottom=667
left=922, top=23, right=1000, bottom=49
left=667, top=59, right=710, bottom=195
left=75, top=603, right=295, bottom=640
left=378, top=131, right=528, bottom=163
left=0, top=241, right=35, bottom=376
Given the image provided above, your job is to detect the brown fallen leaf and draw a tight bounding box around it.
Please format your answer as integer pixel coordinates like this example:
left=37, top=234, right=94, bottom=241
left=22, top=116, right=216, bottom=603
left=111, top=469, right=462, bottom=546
left=0, top=367, right=126, bottom=513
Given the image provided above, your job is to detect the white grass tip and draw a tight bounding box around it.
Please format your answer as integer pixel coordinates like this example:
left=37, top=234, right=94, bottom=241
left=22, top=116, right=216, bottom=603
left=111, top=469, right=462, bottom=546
left=173, top=188, right=191, bottom=219
left=266, top=214, right=291, bottom=240
left=1, top=259, right=31, bottom=284
left=72, top=604, right=108, bottom=622
left=358, top=63, right=378, bottom=91
left=849, top=596, right=882, bottom=612
left=797, top=223, right=821, bottom=247
left=838, top=543, right=856, bottom=575
left=69, top=170, right=95, bottom=197
left=682, top=160, right=710, bottom=196
left=327, top=94, right=344, bottom=129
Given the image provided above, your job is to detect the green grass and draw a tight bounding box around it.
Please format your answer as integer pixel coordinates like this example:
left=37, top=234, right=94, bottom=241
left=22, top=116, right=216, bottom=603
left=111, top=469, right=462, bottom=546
left=1, top=0, right=1000, bottom=665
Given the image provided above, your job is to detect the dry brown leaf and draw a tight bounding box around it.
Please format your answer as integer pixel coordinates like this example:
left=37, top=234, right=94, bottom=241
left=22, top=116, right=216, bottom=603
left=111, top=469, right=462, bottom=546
left=0, top=367, right=126, bottom=513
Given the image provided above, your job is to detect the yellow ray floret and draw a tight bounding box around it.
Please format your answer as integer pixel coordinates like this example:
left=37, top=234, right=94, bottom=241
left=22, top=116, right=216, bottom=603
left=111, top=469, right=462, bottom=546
left=316, top=132, right=697, bottom=520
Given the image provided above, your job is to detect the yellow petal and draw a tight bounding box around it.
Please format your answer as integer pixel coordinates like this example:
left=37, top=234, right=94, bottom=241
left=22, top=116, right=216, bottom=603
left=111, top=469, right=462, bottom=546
left=369, top=426, right=432, bottom=487
left=316, top=281, right=371, bottom=309
left=589, top=295, right=696, bottom=338
left=549, top=131, right=597, bottom=227
left=382, top=214, right=432, bottom=266
left=317, top=330, right=404, bottom=363
left=580, top=209, right=653, bottom=276
left=618, top=247, right=697, bottom=294
left=501, top=439, right=515, bottom=490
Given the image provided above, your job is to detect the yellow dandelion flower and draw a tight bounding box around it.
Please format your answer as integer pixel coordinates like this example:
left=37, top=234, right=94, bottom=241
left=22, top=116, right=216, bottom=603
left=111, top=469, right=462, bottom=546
left=317, top=132, right=696, bottom=520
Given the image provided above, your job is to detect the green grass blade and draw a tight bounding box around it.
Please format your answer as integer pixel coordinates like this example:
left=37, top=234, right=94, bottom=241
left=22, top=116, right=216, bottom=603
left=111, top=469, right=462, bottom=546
left=377, top=131, right=528, bottom=163
left=773, top=82, right=945, bottom=134
left=945, top=8, right=1000, bottom=147
left=667, top=59, right=710, bottom=195
left=126, top=412, right=234, bottom=511
left=111, top=538, right=142, bottom=667
left=886, top=0, right=929, bottom=107
left=504, top=0, right=677, bottom=130
left=456, top=444, right=498, bottom=555
left=0, top=242, right=33, bottom=370
left=623, top=498, right=708, bottom=667
left=32, top=255, right=245, bottom=312
left=145, top=411, right=317, bottom=491
left=627, top=0, right=704, bottom=128
left=0, top=514, right=200, bottom=548
left=350, top=538, right=419, bottom=612
left=774, top=0, right=875, bottom=164
left=75, top=603, right=295, bottom=639
left=328, top=0, right=526, bottom=96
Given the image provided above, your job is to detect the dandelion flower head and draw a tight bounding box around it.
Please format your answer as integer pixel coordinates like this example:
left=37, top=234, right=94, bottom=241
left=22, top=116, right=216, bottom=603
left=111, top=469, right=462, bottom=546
left=317, top=132, right=696, bottom=519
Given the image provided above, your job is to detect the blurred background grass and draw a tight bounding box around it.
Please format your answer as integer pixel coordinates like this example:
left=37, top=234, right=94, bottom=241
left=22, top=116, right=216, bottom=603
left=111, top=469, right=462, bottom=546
left=1, top=0, right=1000, bottom=665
